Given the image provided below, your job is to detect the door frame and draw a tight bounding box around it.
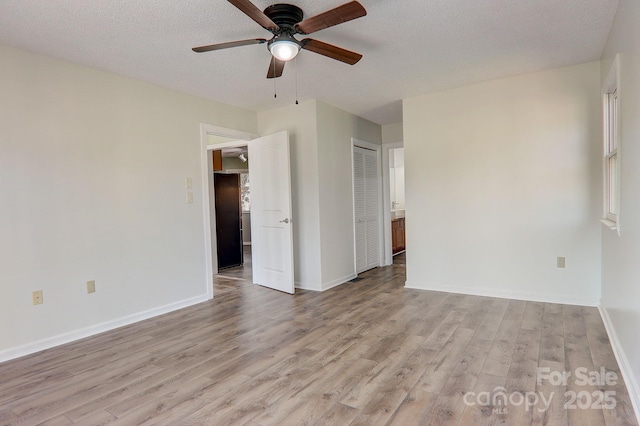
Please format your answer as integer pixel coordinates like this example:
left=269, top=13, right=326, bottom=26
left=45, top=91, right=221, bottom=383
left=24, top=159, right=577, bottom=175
left=381, top=142, right=404, bottom=266
left=351, top=138, right=385, bottom=274
left=200, top=124, right=257, bottom=299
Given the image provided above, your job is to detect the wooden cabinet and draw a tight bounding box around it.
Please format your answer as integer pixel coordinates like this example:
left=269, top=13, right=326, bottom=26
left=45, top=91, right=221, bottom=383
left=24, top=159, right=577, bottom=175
left=212, top=150, right=223, bottom=171
left=392, top=218, right=405, bottom=254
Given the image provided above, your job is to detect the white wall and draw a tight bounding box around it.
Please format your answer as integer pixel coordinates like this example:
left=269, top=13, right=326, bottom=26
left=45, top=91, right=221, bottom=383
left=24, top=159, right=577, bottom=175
left=382, top=122, right=403, bottom=144
left=600, top=0, right=640, bottom=414
left=315, top=101, right=382, bottom=290
left=403, top=62, right=602, bottom=305
left=257, top=100, right=323, bottom=290
left=257, top=100, right=382, bottom=291
left=0, top=44, right=258, bottom=360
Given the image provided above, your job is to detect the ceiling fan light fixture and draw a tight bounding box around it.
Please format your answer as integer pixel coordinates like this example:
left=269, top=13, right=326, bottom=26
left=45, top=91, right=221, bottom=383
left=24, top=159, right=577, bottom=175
left=269, top=35, right=300, bottom=61
left=193, top=1, right=367, bottom=77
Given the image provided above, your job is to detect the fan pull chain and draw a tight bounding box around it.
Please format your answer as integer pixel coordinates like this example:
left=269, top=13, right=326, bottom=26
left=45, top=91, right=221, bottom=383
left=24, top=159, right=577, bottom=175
left=273, top=59, right=277, bottom=99
left=295, top=57, right=299, bottom=105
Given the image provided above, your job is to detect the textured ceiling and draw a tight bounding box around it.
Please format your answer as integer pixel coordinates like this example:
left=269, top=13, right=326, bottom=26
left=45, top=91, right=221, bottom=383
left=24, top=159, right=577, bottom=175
left=0, top=0, right=619, bottom=124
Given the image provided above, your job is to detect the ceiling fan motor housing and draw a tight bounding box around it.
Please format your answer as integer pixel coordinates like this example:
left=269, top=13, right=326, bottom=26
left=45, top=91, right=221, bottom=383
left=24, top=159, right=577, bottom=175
left=264, top=4, right=304, bottom=33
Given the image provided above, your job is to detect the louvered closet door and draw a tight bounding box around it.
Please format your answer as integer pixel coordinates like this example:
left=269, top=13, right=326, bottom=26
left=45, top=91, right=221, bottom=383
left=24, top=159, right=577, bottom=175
left=354, top=146, right=380, bottom=274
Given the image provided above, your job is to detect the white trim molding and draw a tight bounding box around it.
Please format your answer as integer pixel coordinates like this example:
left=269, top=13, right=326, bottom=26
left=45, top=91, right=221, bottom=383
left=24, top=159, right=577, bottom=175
left=321, top=273, right=358, bottom=291
left=599, top=306, right=640, bottom=423
left=404, top=281, right=599, bottom=307
left=0, top=295, right=208, bottom=363
left=295, top=281, right=322, bottom=291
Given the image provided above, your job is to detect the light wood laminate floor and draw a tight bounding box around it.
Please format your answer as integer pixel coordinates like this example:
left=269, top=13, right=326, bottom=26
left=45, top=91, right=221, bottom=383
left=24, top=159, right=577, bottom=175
left=0, top=262, right=637, bottom=425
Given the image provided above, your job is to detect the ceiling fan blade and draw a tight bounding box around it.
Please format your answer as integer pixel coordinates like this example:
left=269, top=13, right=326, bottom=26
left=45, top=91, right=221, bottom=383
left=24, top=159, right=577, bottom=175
left=228, top=0, right=279, bottom=31
left=301, top=39, right=362, bottom=65
left=192, top=38, right=267, bottom=53
left=267, top=56, right=285, bottom=79
left=294, top=1, right=366, bottom=35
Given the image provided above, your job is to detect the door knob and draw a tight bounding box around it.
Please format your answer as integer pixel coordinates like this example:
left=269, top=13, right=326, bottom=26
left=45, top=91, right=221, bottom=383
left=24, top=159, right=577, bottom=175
left=280, top=218, right=290, bottom=224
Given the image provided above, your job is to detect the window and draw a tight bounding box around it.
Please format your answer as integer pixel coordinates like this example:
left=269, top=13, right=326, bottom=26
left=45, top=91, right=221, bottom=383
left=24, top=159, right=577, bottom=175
left=604, top=89, right=619, bottom=220
left=602, top=55, right=620, bottom=232
left=241, top=173, right=250, bottom=212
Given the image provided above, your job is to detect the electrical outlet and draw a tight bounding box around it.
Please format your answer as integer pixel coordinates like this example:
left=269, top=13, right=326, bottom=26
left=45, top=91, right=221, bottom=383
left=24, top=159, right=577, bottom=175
left=32, top=290, right=43, bottom=305
left=557, top=257, right=566, bottom=268
left=87, top=280, right=96, bottom=294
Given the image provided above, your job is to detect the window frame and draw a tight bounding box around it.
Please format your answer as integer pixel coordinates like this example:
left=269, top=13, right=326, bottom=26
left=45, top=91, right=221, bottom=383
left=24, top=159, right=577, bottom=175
left=601, top=55, right=621, bottom=234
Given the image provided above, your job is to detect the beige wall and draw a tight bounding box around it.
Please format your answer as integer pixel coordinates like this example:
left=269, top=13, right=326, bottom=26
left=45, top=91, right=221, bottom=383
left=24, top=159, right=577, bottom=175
left=600, top=0, right=640, bottom=412
left=0, top=43, right=258, bottom=359
left=316, top=101, right=382, bottom=289
left=258, top=100, right=382, bottom=290
left=382, top=122, right=403, bottom=144
left=403, top=62, right=602, bottom=305
left=222, top=156, right=249, bottom=170
left=258, top=100, right=322, bottom=289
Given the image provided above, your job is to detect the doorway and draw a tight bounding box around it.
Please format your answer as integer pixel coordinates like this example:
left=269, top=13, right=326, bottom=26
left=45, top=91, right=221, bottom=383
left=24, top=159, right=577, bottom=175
left=389, top=148, right=405, bottom=264
left=213, top=147, right=251, bottom=271
left=201, top=125, right=295, bottom=299
left=211, top=148, right=255, bottom=295
left=200, top=125, right=256, bottom=299
left=214, top=146, right=253, bottom=285
left=381, top=142, right=404, bottom=266
left=214, top=173, right=243, bottom=269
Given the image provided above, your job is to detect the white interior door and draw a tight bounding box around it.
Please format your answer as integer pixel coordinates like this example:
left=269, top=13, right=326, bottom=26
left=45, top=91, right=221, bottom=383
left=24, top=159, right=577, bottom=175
left=248, top=131, right=294, bottom=294
left=354, top=146, right=380, bottom=273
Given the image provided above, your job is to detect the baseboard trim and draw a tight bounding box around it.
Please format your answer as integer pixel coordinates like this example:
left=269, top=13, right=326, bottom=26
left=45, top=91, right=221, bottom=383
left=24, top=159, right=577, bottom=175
left=295, top=282, right=321, bottom=291
left=321, top=273, right=358, bottom=291
left=403, top=281, right=599, bottom=307
left=599, top=305, right=640, bottom=423
left=294, top=273, right=358, bottom=292
left=0, top=294, right=209, bottom=363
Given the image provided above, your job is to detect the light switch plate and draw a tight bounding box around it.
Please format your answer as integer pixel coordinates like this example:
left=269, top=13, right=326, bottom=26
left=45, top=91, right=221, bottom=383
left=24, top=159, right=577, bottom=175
left=186, top=192, right=193, bottom=203
left=185, top=177, right=192, bottom=189
left=557, top=257, right=566, bottom=268
left=87, top=280, right=96, bottom=294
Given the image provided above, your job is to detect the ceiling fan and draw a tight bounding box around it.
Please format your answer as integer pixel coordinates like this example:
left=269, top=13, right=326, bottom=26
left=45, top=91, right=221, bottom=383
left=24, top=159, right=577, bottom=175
left=192, top=0, right=367, bottom=79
